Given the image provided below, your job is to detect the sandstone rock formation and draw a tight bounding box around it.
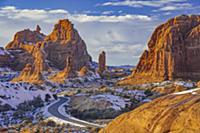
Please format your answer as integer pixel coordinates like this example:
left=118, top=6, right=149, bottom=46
left=44, top=19, right=92, bottom=70
left=119, top=15, right=200, bottom=85
left=4, top=27, right=46, bottom=71
left=100, top=90, right=200, bottom=133
left=4, top=19, right=92, bottom=83
left=12, top=63, right=44, bottom=84
left=6, top=28, right=45, bottom=51
left=98, top=51, right=106, bottom=75
left=49, top=56, right=76, bottom=83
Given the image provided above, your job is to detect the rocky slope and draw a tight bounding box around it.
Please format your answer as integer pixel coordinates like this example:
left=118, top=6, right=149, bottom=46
left=119, top=15, right=200, bottom=85
left=100, top=89, right=200, bottom=133
left=4, top=19, right=92, bottom=84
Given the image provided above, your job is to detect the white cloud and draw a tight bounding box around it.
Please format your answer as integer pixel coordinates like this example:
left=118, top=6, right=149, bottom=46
left=0, top=6, right=158, bottom=65
left=157, top=3, right=192, bottom=11
left=71, top=14, right=152, bottom=22
left=0, top=6, right=68, bottom=21
left=100, top=0, right=187, bottom=8
left=102, top=11, right=114, bottom=15
left=0, top=6, right=152, bottom=23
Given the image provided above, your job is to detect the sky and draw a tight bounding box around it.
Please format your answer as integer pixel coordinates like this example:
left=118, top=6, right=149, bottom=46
left=0, top=0, right=199, bottom=66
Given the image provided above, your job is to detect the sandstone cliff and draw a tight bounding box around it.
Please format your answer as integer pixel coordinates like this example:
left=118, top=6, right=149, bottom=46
left=44, top=19, right=92, bottom=70
left=119, top=15, right=200, bottom=85
left=6, top=27, right=45, bottom=51
left=7, top=19, right=92, bottom=83
left=100, top=90, right=200, bottom=133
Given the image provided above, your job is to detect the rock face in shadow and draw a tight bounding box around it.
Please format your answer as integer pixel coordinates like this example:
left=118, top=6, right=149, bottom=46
left=0, top=47, right=14, bottom=68
left=119, top=15, right=200, bottom=85
left=100, top=91, right=200, bottom=133
left=49, top=56, right=76, bottom=84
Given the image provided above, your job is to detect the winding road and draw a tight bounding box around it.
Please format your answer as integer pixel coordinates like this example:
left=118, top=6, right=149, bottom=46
left=47, top=97, right=104, bottom=128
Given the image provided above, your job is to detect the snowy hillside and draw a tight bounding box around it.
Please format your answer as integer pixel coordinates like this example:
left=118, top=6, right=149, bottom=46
left=0, top=82, right=54, bottom=108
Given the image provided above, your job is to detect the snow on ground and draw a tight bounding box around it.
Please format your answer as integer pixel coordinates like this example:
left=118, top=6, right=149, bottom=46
left=90, top=94, right=129, bottom=110
left=0, top=82, right=53, bottom=108
left=0, top=48, right=10, bottom=55
left=174, top=81, right=195, bottom=88
left=173, top=88, right=200, bottom=95
left=116, top=88, right=146, bottom=101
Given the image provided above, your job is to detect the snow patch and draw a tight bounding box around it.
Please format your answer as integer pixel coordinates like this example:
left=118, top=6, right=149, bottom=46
left=90, top=94, right=128, bottom=111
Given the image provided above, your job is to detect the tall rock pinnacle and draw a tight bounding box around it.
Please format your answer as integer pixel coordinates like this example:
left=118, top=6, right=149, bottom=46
left=98, top=51, right=106, bottom=75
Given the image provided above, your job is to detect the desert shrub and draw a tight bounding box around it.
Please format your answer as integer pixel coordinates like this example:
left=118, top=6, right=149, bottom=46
left=16, top=96, right=44, bottom=112
left=45, top=94, right=51, bottom=102
left=144, top=89, right=153, bottom=96
left=77, top=89, right=82, bottom=93
left=71, top=108, right=121, bottom=120
left=46, top=120, right=56, bottom=127
left=53, top=94, right=58, bottom=100
left=0, top=104, right=12, bottom=112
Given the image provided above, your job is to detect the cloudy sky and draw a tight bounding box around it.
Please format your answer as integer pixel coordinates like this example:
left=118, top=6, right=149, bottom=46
left=0, top=0, right=199, bottom=66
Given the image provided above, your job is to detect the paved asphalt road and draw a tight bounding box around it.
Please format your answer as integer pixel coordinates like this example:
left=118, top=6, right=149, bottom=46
left=47, top=97, right=104, bottom=128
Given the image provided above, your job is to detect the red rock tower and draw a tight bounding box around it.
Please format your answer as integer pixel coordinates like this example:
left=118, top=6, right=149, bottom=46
left=98, top=51, right=106, bottom=74
left=36, top=25, right=41, bottom=33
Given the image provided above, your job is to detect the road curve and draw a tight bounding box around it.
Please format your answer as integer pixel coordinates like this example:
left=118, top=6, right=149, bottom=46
left=47, top=97, right=104, bottom=128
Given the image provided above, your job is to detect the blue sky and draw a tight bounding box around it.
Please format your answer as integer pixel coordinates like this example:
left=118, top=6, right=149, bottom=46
left=0, top=0, right=199, bottom=65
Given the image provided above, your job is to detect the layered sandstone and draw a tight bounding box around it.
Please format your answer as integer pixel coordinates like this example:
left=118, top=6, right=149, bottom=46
left=100, top=90, right=200, bottom=133
left=98, top=51, right=106, bottom=75
left=119, top=15, right=200, bottom=85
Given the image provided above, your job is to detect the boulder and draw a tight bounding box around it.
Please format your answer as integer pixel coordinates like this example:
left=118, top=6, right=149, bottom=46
left=100, top=90, right=200, bottom=133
